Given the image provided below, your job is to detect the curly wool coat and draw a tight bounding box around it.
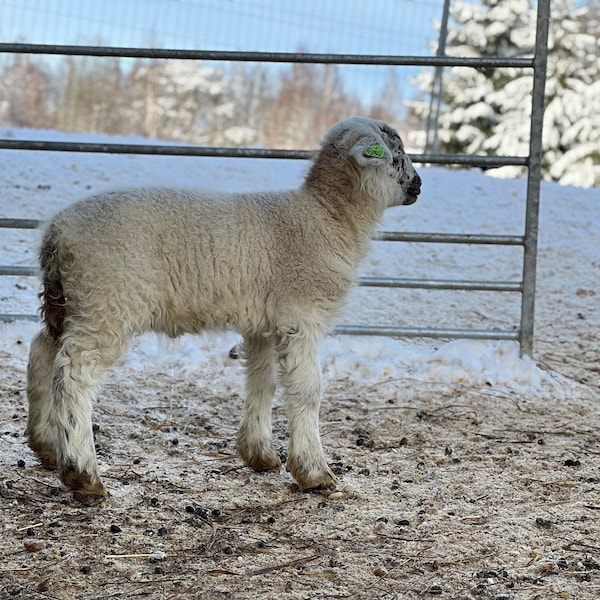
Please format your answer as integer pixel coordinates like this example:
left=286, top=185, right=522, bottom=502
left=26, top=116, right=421, bottom=502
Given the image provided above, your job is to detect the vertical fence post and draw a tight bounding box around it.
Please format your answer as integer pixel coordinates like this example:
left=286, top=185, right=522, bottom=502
left=425, top=0, right=451, bottom=154
left=520, top=0, right=550, bottom=357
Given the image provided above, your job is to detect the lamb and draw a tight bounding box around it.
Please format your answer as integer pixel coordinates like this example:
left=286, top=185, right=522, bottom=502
left=26, top=116, right=421, bottom=503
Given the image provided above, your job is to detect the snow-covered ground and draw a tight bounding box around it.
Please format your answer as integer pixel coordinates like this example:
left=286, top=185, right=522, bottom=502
left=0, top=127, right=598, bottom=399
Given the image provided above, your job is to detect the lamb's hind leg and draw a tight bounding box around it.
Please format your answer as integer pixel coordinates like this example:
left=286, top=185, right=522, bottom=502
left=26, top=330, right=61, bottom=469
left=50, top=328, right=128, bottom=503
left=236, top=334, right=281, bottom=471
left=277, top=328, right=337, bottom=490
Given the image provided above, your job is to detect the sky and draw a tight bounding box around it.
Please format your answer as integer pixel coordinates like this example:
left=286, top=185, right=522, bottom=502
left=1, top=0, right=443, bottom=54
left=0, top=0, right=445, bottom=103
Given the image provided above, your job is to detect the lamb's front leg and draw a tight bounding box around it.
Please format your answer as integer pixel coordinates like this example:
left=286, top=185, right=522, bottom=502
left=237, top=335, right=281, bottom=471
left=277, top=330, right=337, bottom=490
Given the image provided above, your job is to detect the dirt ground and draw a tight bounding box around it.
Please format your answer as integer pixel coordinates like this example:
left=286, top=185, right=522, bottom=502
left=1, top=334, right=599, bottom=600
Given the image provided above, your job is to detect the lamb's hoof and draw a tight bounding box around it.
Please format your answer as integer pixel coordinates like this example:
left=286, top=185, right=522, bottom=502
left=287, top=456, right=338, bottom=491
left=237, top=439, right=282, bottom=472
left=72, top=486, right=109, bottom=506
left=60, top=469, right=107, bottom=505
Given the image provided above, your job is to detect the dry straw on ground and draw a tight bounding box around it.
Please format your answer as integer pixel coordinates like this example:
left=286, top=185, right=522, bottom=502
left=1, top=332, right=598, bottom=600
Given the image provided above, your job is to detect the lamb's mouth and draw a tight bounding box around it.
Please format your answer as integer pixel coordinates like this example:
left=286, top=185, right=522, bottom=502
left=404, top=193, right=419, bottom=205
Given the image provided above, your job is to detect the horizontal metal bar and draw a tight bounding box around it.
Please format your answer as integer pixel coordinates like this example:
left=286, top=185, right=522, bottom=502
left=333, top=324, right=519, bottom=341
left=0, top=266, right=525, bottom=293
left=0, top=224, right=522, bottom=250
left=413, top=154, right=529, bottom=167
left=0, top=139, right=528, bottom=167
left=0, top=139, right=315, bottom=159
left=0, top=313, right=38, bottom=322
left=0, top=266, right=37, bottom=276
left=0, top=218, right=42, bottom=229
left=358, top=276, right=522, bottom=292
left=0, top=313, right=520, bottom=342
left=0, top=221, right=524, bottom=249
left=0, top=268, right=522, bottom=291
left=0, top=43, right=535, bottom=69
left=374, top=231, right=524, bottom=245
left=0, top=313, right=519, bottom=342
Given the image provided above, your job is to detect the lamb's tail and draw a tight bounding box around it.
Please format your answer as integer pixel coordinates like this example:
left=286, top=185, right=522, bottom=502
left=39, top=223, right=66, bottom=342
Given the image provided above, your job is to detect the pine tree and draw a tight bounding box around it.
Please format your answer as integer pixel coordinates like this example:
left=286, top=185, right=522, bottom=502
left=413, top=0, right=600, bottom=187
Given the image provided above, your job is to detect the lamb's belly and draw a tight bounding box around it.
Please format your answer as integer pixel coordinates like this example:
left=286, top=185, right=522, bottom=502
left=156, top=293, right=262, bottom=337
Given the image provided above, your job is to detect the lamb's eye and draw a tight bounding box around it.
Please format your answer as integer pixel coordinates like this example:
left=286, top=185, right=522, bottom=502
left=392, top=156, right=401, bottom=168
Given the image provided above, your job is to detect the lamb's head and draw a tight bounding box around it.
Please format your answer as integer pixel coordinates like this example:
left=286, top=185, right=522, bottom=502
left=324, top=116, right=421, bottom=208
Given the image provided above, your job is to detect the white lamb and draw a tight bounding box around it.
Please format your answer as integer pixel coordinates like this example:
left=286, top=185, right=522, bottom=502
left=26, top=116, right=421, bottom=502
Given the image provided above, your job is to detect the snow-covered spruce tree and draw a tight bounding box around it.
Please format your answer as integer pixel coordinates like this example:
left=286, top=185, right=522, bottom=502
left=412, top=0, right=600, bottom=187
left=125, top=60, right=257, bottom=146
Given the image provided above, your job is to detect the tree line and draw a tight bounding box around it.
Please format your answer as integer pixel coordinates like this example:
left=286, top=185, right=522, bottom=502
left=0, top=53, right=410, bottom=150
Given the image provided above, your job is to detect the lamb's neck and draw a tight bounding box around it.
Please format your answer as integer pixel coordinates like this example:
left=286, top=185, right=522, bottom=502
left=307, top=176, right=382, bottom=242
left=302, top=191, right=377, bottom=271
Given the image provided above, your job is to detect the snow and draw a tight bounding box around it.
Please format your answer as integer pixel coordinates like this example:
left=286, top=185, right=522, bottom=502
left=1, top=128, right=598, bottom=403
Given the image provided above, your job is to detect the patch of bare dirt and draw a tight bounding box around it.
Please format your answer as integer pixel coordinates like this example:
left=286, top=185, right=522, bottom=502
left=1, top=358, right=599, bottom=600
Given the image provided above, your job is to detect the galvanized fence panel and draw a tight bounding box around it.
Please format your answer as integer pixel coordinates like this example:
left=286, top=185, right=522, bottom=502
left=0, top=0, right=550, bottom=356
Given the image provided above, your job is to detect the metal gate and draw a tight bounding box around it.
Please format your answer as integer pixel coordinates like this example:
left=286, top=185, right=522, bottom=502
left=0, top=0, right=550, bottom=357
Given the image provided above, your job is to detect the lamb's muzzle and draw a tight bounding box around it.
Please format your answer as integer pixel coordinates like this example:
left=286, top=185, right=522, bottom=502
left=26, top=115, right=421, bottom=503
left=405, top=172, right=422, bottom=205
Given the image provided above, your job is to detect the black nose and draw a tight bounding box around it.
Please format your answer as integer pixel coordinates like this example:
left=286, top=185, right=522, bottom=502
left=408, top=173, right=422, bottom=196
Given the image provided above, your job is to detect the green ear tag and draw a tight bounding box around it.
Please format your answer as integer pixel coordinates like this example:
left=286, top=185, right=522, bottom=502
left=364, top=144, right=386, bottom=158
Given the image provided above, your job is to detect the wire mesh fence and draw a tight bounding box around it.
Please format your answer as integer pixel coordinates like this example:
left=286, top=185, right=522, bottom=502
left=0, top=0, right=551, bottom=356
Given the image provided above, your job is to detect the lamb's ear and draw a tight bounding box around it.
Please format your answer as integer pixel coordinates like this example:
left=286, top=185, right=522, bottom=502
left=350, top=137, right=393, bottom=167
